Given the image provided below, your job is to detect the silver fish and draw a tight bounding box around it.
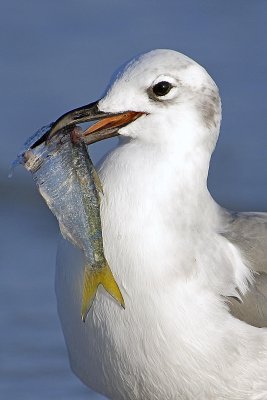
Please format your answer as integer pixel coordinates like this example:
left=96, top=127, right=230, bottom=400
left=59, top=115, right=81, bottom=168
left=17, top=125, right=124, bottom=320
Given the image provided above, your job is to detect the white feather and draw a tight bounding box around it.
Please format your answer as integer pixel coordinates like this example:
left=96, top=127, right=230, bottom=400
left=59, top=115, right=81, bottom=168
left=56, top=49, right=267, bottom=399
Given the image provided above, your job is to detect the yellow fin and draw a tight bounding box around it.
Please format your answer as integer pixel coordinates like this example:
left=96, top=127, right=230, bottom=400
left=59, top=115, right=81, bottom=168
left=81, top=263, right=125, bottom=321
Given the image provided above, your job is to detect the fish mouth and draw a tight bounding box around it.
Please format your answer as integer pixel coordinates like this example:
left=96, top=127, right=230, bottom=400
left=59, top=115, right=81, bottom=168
left=48, top=100, right=145, bottom=144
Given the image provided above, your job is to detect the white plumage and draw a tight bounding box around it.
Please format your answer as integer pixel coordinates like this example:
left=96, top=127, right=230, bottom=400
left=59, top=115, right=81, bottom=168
left=56, top=49, right=267, bottom=399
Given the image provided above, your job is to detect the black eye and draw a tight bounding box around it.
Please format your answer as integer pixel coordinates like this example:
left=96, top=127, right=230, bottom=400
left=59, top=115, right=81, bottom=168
left=152, top=81, right=173, bottom=97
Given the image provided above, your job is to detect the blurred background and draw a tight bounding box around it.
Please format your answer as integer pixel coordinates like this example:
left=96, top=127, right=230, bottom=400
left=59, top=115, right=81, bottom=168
left=1, top=1, right=267, bottom=399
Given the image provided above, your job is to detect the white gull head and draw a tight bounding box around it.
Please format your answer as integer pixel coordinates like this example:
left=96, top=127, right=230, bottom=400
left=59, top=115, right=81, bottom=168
left=99, top=49, right=221, bottom=154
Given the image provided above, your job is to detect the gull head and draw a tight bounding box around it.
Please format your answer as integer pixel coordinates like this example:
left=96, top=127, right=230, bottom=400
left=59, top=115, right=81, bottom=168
left=48, top=49, right=221, bottom=154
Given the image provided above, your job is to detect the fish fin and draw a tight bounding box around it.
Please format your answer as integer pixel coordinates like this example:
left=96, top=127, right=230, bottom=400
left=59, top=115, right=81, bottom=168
left=81, top=263, right=125, bottom=322
left=92, top=168, right=103, bottom=194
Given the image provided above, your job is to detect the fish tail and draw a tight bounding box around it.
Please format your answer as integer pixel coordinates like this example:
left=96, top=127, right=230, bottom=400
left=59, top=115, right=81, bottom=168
left=81, top=263, right=125, bottom=322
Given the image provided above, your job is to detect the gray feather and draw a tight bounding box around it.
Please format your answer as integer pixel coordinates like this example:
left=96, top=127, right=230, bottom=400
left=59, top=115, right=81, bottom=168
left=221, top=210, right=267, bottom=328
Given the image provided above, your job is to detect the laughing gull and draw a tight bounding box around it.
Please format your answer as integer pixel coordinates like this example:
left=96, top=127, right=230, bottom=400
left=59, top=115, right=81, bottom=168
left=54, top=49, right=267, bottom=399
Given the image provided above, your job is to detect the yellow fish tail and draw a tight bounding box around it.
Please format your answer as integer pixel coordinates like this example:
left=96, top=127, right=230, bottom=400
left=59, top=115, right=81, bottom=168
left=81, top=263, right=125, bottom=321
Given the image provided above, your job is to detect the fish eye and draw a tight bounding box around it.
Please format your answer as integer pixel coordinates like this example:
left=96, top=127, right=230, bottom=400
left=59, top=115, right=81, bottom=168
left=152, top=81, right=173, bottom=97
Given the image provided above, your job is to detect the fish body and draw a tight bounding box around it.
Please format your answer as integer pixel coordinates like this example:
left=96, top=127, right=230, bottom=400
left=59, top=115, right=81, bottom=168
left=17, top=125, right=124, bottom=319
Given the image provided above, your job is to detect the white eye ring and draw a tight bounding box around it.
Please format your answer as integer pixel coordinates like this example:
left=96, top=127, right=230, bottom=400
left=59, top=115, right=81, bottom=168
left=149, top=75, right=178, bottom=101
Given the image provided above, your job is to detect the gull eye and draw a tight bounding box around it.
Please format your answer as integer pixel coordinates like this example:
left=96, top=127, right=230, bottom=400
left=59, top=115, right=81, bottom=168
left=152, top=81, right=173, bottom=97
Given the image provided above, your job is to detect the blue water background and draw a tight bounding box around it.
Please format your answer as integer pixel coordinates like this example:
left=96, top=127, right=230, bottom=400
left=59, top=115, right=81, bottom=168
left=1, top=1, right=267, bottom=399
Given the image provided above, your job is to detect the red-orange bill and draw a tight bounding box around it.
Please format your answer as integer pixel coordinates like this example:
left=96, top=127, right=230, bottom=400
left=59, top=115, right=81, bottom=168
left=82, top=111, right=144, bottom=144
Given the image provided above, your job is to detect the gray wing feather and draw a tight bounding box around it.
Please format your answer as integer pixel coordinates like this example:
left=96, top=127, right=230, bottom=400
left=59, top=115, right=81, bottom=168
left=221, top=210, right=267, bottom=328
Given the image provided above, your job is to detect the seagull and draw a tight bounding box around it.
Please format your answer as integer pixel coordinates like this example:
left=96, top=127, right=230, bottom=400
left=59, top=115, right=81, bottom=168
left=53, top=49, right=267, bottom=399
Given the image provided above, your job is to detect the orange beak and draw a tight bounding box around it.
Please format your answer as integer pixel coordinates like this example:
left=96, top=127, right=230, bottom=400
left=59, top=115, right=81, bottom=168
left=47, top=100, right=145, bottom=144
left=82, top=111, right=144, bottom=144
